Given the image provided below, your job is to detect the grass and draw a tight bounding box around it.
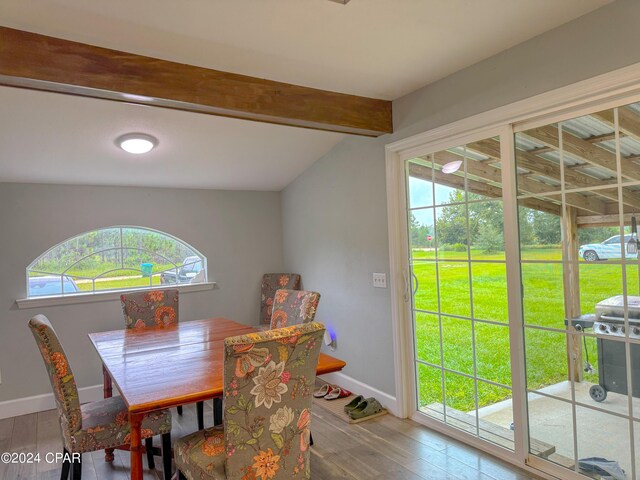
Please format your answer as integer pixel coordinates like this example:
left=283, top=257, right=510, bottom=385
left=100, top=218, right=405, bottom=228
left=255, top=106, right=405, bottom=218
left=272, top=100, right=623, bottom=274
left=31, top=262, right=179, bottom=278
left=31, top=261, right=177, bottom=291
left=414, top=247, right=637, bottom=413
left=76, top=275, right=161, bottom=292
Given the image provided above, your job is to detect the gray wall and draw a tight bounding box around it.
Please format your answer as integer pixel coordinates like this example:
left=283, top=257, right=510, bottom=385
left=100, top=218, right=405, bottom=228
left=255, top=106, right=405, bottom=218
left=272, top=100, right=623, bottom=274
left=282, top=0, right=640, bottom=397
left=0, top=183, right=283, bottom=402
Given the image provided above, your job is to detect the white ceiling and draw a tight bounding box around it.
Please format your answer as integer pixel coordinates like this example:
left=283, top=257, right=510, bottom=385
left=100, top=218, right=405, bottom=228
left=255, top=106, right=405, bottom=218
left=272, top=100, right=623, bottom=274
left=0, top=0, right=612, bottom=190
left=0, top=87, right=344, bottom=190
left=0, top=0, right=611, bottom=99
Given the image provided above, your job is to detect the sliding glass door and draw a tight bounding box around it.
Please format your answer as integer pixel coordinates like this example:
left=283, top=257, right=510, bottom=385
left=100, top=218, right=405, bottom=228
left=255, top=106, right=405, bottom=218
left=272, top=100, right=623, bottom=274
left=516, top=102, right=640, bottom=479
left=407, top=136, right=515, bottom=451
left=404, top=98, right=640, bottom=479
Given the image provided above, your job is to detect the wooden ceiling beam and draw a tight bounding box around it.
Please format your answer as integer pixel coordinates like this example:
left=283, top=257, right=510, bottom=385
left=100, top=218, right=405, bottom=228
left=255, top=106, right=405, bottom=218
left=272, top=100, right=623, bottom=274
left=467, top=138, right=638, bottom=214
left=522, top=197, right=563, bottom=217
left=409, top=162, right=502, bottom=199
left=470, top=139, right=597, bottom=189
left=524, top=126, right=640, bottom=181
left=564, top=193, right=607, bottom=215
left=469, top=138, right=640, bottom=211
left=591, top=108, right=640, bottom=157
left=432, top=151, right=502, bottom=184
left=578, top=213, right=635, bottom=228
left=408, top=161, right=562, bottom=216
left=0, top=27, right=392, bottom=137
left=434, top=150, right=563, bottom=198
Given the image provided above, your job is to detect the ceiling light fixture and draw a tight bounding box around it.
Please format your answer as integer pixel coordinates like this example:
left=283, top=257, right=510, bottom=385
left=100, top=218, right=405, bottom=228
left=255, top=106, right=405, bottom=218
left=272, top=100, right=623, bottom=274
left=116, top=133, right=158, bottom=154
left=441, top=160, right=463, bottom=174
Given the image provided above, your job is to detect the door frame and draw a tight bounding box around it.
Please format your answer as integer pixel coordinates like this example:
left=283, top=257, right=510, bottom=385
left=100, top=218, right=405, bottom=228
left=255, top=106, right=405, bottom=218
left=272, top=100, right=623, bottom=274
left=385, top=61, right=640, bottom=479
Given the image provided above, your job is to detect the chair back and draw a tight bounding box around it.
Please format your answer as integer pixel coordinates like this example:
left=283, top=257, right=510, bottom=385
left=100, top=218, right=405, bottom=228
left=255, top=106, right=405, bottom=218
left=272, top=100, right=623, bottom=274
left=28, top=314, right=82, bottom=438
left=120, top=289, right=179, bottom=329
left=270, top=289, right=320, bottom=329
left=223, top=322, right=325, bottom=480
left=260, top=274, right=301, bottom=326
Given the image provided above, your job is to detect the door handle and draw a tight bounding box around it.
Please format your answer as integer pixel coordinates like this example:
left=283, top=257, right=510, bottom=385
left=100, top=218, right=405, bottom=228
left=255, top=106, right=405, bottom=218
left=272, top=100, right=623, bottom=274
left=402, top=269, right=410, bottom=302
left=412, top=271, right=419, bottom=295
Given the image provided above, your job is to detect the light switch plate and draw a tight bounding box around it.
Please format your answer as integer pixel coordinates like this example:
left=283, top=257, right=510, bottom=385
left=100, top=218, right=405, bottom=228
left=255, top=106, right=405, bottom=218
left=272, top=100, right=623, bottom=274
left=373, top=272, right=387, bottom=288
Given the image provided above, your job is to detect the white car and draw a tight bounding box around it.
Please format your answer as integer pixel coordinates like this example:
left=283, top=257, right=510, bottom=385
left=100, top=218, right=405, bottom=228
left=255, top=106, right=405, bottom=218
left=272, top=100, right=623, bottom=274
left=579, top=235, right=636, bottom=261
left=160, top=256, right=203, bottom=284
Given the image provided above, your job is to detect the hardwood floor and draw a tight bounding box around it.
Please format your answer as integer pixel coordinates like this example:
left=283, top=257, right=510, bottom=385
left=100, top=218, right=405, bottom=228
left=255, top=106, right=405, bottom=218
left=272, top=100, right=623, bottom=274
left=0, top=401, right=541, bottom=480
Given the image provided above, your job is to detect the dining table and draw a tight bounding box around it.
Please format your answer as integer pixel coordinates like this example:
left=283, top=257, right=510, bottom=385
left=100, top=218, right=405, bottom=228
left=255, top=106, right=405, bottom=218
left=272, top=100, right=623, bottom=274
left=88, top=317, right=347, bottom=480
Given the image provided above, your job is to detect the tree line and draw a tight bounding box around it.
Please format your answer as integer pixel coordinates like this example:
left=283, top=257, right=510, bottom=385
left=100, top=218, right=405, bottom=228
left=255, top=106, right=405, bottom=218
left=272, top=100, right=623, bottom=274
left=33, top=228, right=195, bottom=274
left=411, top=191, right=618, bottom=252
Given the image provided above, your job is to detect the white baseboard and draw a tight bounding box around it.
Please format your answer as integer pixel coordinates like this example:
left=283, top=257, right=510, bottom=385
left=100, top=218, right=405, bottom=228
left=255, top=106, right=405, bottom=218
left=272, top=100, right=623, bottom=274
left=319, top=371, right=399, bottom=416
left=0, top=384, right=104, bottom=420
left=1, top=376, right=398, bottom=420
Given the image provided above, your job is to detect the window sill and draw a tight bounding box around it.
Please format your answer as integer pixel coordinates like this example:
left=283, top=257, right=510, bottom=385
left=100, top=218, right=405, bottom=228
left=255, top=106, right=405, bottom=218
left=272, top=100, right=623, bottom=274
left=16, top=282, right=217, bottom=309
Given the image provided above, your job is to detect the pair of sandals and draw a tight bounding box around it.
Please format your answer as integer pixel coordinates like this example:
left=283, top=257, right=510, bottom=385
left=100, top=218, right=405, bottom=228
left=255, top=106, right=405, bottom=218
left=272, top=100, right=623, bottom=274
left=313, top=383, right=352, bottom=400
left=343, top=395, right=384, bottom=420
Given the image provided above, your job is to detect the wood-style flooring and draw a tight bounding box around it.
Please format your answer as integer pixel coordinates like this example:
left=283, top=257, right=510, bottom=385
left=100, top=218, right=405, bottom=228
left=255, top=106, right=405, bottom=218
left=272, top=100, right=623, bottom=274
left=0, top=401, right=542, bottom=480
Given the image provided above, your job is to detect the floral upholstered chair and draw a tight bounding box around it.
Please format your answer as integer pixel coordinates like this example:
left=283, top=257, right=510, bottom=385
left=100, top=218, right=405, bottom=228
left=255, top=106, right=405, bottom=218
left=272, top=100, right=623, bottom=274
left=120, top=289, right=210, bottom=429
left=120, top=289, right=179, bottom=329
left=260, top=274, right=301, bottom=327
left=29, top=314, right=173, bottom=480
left=174, top=321, right=325, bottom=480
left=270, top=289, right=321, bottom=329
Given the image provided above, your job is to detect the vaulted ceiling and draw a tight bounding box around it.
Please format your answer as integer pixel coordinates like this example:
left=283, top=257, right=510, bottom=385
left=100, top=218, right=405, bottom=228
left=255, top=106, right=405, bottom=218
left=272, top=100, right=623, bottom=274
left=0, top=0, right=613, bottom=190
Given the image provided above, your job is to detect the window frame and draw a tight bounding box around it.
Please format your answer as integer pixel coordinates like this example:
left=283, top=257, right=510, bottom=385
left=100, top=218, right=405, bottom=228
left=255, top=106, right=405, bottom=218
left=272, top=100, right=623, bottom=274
left=18, top=225, right=216, bottom=308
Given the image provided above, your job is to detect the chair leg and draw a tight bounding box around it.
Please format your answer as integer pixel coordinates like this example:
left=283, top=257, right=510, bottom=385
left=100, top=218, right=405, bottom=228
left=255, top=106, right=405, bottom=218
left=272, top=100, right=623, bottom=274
left=162, top=432, right=172, bottom=480
left=213, top=398, right=223, bottom=426
left=145, top=437, right=155, bottom=469
left=60, top=448, right=71, bottom=480
left=179, top=470, right=187, bottom=480
left=176, top=405, right=183, bottom=415
left=310, top=432, right=314, bottom=447
left=104, top=448, right=114, bottom=462
left=70, top=453, right=81, bottom=480
left=197, top=401, right=204, bottom=430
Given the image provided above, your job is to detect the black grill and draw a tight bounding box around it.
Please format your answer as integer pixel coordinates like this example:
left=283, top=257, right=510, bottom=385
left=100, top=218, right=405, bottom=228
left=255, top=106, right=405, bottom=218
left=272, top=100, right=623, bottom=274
left=590, top=295, right=640, bottom=402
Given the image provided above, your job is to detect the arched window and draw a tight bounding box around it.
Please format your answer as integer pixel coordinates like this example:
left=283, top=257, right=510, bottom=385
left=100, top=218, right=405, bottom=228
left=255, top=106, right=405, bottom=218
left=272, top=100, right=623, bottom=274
left=27, top=226, right=207, bottom=298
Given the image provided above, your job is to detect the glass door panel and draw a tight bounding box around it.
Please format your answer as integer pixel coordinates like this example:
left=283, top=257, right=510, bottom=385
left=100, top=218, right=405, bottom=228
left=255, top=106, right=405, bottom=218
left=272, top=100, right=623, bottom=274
left=517, top=102, right=640, bottom=479
left=407, top=137, right=515, bottom=452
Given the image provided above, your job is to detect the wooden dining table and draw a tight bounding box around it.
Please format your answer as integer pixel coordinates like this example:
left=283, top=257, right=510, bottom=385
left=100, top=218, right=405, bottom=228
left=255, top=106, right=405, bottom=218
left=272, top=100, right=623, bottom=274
left=88, top=317, right=346, bottom=480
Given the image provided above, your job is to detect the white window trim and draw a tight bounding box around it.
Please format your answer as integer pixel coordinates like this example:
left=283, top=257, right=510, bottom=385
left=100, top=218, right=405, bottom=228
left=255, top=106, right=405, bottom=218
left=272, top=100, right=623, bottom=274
left=24, top=225, right=210, bottom=304
left=385, top=61, right=640, bottom=478
left=16, top=281, right=217, bottom=309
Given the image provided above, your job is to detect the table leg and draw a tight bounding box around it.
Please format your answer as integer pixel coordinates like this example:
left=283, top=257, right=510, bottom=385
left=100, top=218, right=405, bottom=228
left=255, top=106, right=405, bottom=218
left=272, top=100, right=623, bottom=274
left=129, top=412, right=144, bottom=480
left=213, top=398, right=223, bottom=426
left=103, top=364, right=115, bottom=463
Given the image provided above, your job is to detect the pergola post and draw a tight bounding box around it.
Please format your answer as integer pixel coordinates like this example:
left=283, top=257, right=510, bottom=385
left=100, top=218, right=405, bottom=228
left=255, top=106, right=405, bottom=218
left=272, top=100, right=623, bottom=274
left=562, top=206, right=583, bottom=382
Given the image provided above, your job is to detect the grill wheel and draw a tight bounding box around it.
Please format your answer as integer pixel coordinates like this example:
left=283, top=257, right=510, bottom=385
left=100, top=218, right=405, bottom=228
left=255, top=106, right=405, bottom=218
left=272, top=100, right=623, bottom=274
left=589, top=384, right=607, bottom=402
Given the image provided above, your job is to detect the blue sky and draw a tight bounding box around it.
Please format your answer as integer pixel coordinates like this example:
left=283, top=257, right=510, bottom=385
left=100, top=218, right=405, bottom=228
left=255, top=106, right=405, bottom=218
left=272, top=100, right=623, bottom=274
left=408, top=176, right=460, bottom=227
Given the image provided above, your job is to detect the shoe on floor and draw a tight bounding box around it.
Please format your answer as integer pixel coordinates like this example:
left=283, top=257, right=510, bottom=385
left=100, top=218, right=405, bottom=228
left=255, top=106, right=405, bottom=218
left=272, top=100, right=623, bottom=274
left=348, top=397, right=384, bottom=420
left=325, top=386, right=352, bottom=400
left=343, top=395, right=365, bottom=413
left=313, top=384, right=333, bottom=398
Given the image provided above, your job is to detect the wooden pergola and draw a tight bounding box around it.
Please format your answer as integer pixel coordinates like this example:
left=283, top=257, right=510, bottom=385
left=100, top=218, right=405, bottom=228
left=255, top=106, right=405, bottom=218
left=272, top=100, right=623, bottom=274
left=409, top=104, right=640, bottom=382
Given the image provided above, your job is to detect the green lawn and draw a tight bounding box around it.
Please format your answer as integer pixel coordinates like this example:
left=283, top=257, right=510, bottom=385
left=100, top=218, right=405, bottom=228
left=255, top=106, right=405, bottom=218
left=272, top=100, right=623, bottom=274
left=76, top=275, right=161, bottom=292
left=31, top=262, right=178, bottom=278
left=414, top=247, right=637, bottom=412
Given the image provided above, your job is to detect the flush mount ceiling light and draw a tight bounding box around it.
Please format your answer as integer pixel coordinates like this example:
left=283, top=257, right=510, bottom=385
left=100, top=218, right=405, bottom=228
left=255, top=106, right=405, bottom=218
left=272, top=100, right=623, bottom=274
left=116, top=133, right=158, bottom=154
left=441, top=160, right=463, bottom=174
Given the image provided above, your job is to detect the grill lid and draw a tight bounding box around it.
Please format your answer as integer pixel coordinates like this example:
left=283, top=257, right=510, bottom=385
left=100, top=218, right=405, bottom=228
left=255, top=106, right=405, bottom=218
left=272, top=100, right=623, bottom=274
left=595, top=295, right=640, bottom=322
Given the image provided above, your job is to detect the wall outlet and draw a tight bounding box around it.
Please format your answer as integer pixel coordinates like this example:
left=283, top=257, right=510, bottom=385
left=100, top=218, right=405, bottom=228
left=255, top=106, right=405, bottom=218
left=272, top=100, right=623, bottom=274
left=372, top=272, right=387, bottom=288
